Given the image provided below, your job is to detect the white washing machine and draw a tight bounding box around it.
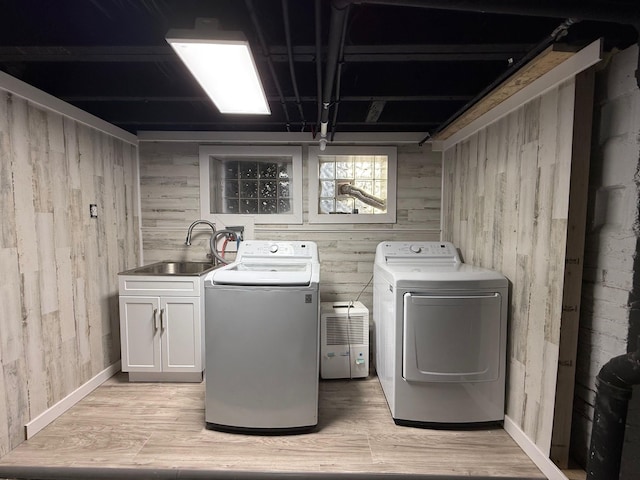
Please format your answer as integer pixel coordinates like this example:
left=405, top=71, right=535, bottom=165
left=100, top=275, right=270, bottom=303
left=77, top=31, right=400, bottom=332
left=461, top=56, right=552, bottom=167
left=204, top=241, right=320, bottom=434
left=374, top=241, right=508, bottom=427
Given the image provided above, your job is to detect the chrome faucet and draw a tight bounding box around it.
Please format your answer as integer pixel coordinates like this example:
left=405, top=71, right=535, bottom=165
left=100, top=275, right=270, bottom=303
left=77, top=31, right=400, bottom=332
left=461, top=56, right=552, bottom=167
left=185, top=219, right=216, bottom=246
left=185, top=220, right=217, bottom=263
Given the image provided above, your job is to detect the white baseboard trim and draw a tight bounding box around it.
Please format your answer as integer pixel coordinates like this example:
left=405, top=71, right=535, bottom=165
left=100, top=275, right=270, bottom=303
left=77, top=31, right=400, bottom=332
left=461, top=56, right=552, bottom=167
left=504, top=415, right=569, bottom=480
left=24, top=361, right=121, bottom=439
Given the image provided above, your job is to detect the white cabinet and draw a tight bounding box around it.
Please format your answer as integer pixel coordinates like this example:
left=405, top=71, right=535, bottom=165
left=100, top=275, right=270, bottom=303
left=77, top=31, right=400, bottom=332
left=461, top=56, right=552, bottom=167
left=118, top=275, right=205, bottom=382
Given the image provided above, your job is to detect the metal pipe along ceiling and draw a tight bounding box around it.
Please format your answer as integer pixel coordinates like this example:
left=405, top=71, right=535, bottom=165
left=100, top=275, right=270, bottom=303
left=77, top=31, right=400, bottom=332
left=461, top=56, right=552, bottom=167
left=320, top=1, right=349, bottom=140
left=333, top=0, right=640, bottom=25
left=330, top=3, right=351, bottom=141
left=317, top=0, right=639, bottom=141
left=245, top=0, right=292, bottom=130
left=314, top=0, right=323, bottom=135
left=282, top=0, right=306, bottom=129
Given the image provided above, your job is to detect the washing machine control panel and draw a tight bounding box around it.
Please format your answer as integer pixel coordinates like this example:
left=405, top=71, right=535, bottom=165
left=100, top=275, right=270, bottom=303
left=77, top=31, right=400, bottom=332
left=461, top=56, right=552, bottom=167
left=379, top=241, right=461, bottom=262
left=237, top=241, right=318, bottom=260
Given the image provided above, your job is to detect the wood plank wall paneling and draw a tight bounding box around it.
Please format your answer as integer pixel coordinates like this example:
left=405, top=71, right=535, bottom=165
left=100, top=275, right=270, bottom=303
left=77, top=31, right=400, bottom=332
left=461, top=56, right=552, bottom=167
left=442, top=77, right=587, bottom=458
left=550, top=68, right=595, bottom=468
left=0, top=90, right=140, bottom=458
left=138, top=142, right=442, bottom=313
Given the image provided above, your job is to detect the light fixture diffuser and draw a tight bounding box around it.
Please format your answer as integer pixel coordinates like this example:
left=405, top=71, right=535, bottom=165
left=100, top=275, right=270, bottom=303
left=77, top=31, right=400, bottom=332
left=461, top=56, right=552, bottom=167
left=167, top=19, right=270, bottom=115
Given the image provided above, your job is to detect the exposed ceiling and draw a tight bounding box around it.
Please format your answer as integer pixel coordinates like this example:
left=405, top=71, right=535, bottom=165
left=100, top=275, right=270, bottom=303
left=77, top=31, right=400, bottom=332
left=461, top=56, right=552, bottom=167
left=0, top=0, right=638, bottom=138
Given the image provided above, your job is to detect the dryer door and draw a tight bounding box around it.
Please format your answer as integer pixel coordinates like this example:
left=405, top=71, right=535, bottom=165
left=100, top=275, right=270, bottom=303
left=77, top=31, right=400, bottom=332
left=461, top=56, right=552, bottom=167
left=403, top=292, right=502, bottom=383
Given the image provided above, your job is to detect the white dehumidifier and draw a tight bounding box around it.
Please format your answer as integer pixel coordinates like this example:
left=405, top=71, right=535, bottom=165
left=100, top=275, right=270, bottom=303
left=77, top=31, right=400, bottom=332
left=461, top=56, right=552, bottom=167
left=320, top=302, right=369, bottom=379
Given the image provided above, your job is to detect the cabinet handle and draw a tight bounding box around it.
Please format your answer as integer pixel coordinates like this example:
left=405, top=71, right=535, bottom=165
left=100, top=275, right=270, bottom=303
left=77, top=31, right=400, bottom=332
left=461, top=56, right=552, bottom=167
left=153, top=308, right=159, bottom=330
left=161, top=308, right=166, bottom=330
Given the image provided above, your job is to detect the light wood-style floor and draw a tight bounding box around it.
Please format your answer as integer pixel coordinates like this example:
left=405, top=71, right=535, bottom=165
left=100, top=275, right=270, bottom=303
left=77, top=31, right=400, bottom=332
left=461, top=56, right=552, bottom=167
left=0, top=373, right=547, bottom=479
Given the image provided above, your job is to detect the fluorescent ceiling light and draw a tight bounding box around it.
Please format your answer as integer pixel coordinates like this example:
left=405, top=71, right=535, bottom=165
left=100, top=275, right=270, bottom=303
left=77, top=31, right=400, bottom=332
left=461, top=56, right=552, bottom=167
left=167, top=20, right=270, bottom=115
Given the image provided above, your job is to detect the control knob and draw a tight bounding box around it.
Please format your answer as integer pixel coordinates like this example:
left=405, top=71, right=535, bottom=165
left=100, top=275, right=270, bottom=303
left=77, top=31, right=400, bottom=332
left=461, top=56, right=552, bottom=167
left=409, top=245, right=422, bottom=253
left=270, top=244, right=279, bottom=253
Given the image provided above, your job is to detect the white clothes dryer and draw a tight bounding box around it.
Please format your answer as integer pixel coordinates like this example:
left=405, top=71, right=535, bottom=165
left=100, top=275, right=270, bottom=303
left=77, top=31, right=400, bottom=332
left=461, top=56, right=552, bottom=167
left=373, top=241, right=508, bottom=427
left=204, top=241, right=320, bottom=434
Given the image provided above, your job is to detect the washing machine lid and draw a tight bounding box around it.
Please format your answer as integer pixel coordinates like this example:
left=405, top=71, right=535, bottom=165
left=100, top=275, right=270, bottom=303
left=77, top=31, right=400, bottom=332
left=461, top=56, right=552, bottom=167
left=210, top=240, right=319, bottom=286
left=211, top=260, right=314, bottom=286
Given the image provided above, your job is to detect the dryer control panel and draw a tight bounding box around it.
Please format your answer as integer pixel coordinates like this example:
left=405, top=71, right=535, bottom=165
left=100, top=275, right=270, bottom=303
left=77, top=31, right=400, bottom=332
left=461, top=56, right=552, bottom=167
left=378, top=241, right=461, bottom=263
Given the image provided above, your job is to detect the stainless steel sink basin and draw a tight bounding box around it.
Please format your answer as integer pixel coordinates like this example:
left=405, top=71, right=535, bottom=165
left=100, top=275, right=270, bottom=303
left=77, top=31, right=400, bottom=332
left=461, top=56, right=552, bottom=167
left=119, top=261, right=217, bottom=276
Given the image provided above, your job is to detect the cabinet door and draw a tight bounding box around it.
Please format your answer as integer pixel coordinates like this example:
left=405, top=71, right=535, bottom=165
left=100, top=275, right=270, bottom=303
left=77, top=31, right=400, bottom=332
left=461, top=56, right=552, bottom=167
left=160, top=296, right=201, bottom=372
left=119, top=296, right=162, bottom=372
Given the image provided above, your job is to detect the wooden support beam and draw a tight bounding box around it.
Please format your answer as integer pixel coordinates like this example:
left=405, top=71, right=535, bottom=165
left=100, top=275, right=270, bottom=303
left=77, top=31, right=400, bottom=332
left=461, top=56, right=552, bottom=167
left=550, top=66, right=595, bottom=469
left=432, top=44, right=577, bottom=141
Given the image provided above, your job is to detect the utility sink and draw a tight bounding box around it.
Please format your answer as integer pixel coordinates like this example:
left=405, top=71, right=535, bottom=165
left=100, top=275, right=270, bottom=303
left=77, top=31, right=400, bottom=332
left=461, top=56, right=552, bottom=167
left=119, top=261, right=217, bottom=276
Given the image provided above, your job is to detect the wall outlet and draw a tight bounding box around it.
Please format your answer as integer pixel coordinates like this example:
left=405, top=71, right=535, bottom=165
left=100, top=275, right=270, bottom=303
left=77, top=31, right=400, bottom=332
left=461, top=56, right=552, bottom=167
left=89, top=204, right=98, bottom=218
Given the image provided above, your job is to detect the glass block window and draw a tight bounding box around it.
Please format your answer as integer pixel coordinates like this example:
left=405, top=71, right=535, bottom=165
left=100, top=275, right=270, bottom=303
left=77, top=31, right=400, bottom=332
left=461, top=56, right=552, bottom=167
left=308, top=146, right=397, bottom=224
left=317, top=155, right=388, bottom=215
left=214, top=157, right=292, bottom=215
left=199, top=146, right=302, bottom=225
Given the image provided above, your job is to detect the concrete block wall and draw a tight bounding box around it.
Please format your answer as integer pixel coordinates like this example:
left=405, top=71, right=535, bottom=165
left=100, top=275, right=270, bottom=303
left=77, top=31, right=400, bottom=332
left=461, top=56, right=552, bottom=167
left=572, top=44, right=640, bottom=478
